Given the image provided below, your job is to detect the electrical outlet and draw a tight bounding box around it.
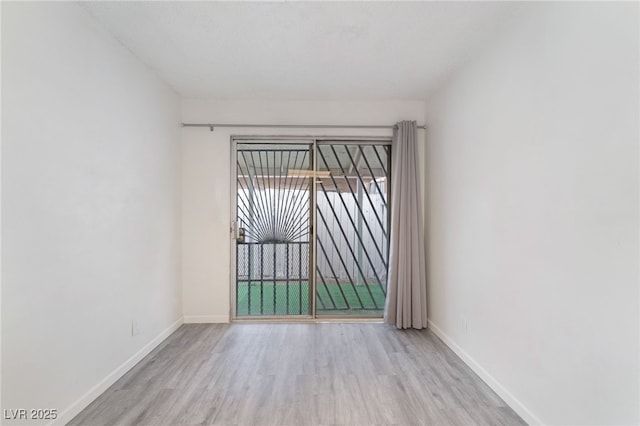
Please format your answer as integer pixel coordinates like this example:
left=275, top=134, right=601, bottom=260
left=131, top=320, right=140, bottom=336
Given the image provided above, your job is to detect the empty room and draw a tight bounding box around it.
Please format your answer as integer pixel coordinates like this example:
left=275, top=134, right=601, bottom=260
left=2, top=1, right=638, bottom=425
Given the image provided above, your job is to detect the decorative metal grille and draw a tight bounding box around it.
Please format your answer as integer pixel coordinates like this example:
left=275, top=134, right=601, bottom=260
left=234, top=142, right=390, bottom=317
left=236, top=144, right=312, bottom=316
left=315, top=144, right=390, bottom=315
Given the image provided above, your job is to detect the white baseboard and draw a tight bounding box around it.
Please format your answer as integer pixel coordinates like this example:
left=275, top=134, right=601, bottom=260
left=183, top=314, right=229, bottom=323
left=428, top=320, right=543, bottom=426
left=53, top=317, right=184, bottom=425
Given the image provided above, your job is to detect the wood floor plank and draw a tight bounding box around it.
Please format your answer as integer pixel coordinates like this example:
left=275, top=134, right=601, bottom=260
left=69, top=323, right=526, bottom=426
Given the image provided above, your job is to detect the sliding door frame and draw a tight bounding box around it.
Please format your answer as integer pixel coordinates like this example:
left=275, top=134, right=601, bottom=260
left=230, top=135, right=392, bottom=322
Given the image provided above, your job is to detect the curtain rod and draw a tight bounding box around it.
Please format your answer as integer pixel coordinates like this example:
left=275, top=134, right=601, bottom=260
left=181, top=123, right=427, bottom=131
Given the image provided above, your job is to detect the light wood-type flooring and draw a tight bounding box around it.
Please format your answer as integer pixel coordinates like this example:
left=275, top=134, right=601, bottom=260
left=69, top=323, right=526, bottom=425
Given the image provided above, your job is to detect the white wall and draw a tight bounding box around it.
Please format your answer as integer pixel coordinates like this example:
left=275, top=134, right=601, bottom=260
left=181, top=100, right=425, bottom=322
left=2, top=3, right=182, bottom=424
left=424, top=3, right=639, bottom=425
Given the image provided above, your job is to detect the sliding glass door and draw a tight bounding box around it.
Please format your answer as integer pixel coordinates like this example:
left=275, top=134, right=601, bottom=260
left=314, top=143, right=390, bottom=316
left=232, top=138, right=390, bottom=319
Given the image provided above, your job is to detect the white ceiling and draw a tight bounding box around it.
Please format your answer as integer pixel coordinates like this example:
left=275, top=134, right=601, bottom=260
left=83, top=1, right=530, bottom=101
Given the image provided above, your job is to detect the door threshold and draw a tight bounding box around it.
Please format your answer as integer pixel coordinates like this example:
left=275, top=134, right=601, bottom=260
left=232, top=317, right=384, bottom=324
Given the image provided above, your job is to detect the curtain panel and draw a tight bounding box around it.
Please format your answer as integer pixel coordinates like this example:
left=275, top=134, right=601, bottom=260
left=384, top=120, right=427, bottom=329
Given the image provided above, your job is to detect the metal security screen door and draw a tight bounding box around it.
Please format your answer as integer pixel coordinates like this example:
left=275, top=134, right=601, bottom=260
left=233, top=138, right=390, bottom=319
left=235, top=142, right=313, bottom=317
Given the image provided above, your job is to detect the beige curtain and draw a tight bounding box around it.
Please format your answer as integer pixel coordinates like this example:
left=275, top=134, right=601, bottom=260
left=384, top=121, right=427, bottom=329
